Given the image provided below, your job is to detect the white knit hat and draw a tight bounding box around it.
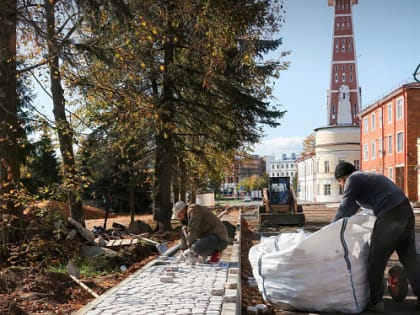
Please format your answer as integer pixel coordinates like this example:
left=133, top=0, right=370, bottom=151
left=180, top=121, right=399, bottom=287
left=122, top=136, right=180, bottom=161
left=171, top=201, right=187, bottom=220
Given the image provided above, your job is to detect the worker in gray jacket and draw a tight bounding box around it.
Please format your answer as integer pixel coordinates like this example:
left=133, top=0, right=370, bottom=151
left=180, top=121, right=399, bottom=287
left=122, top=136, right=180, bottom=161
left=172, top=201, right=228, bottom=263
left=333, top=161, right=420, bottom=312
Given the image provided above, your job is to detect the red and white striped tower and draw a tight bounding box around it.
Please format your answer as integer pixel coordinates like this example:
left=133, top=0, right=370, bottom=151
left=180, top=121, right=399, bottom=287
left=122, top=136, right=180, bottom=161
left=327, top=0, right=361, bottom=126
left=304, top=0, right=362, bottom=203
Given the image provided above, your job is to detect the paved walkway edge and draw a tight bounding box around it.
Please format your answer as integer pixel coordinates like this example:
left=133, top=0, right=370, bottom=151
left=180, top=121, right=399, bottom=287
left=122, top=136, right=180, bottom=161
left=221, top=209, right=242, bottom=315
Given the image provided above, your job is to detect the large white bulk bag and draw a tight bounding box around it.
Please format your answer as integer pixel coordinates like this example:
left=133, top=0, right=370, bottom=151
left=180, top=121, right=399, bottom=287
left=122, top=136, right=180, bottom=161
left=249, top=214, right=376, bottom=313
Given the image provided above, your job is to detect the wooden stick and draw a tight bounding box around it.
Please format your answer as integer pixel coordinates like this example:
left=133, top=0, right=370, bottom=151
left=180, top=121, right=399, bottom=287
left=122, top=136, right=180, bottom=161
left=69, top=274, right=99, bottom=298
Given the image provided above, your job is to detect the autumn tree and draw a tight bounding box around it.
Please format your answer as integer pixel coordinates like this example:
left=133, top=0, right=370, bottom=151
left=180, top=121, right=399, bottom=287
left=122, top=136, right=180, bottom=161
left=18, top=0, right=86, bottom=224
left=72, top=0, right=288, bottom=231
left=301, top=133, right=316, bottom=156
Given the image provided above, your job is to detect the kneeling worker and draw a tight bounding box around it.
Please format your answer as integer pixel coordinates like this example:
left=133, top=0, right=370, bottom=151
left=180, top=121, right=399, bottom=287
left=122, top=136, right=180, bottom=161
left=172, top=201, right=228, bottom=263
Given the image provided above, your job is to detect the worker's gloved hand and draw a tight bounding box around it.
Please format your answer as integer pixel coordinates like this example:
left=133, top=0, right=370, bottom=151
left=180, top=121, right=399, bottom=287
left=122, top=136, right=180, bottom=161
left=182, top=248, right=195, bottom=258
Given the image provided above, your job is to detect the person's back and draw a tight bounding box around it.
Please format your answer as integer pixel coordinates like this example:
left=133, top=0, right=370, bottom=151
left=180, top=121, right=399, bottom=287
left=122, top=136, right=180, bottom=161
left=187, top=203, right=228, bottom=244
left=334, top=171, right=407, bottom=221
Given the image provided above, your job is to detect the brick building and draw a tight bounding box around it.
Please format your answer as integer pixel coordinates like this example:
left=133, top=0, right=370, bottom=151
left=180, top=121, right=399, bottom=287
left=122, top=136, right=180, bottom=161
left=221, top=155, right=265, bottom=196
left=360, top=82, right=420, bottom=202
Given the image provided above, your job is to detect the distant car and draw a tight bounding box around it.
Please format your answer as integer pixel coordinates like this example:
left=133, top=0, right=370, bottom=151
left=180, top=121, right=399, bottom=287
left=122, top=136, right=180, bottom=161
left=243, top=195, right=252, bottom=202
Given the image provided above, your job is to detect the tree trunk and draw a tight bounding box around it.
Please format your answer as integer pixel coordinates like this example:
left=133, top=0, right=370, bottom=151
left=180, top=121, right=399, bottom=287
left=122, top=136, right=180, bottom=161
left=153, top=23, right=176, bottom=231
left=0, top=0, right=24, bottom=243
left=129, top=184, right=135, bottom=223
left=153, top=132, right=174, bottom=231
left=172, top=157, right=181, bottom=203
left=180, top=159, right=188, bottom=202
left=0, top=0, right=19, bottom=193
left=45, top=1, right=84, bottom=225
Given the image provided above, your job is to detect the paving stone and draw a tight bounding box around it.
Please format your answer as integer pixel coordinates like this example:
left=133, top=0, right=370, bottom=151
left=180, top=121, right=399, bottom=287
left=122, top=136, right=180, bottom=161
left=76, top=213, right=242, bottom=315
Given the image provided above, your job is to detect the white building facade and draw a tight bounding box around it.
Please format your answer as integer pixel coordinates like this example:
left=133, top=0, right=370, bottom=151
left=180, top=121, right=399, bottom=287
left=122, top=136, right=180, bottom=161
left=296, top=154, right=315, bottom=202
left=268, top=153, right=298, bottom=180
left=297, top=127, right=360, bottom=203
left=313, top=126, right=360, bottom=202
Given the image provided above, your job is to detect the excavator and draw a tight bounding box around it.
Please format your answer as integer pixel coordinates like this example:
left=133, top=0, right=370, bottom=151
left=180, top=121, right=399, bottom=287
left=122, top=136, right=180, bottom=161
left=259, top=176, right=305, bottom=227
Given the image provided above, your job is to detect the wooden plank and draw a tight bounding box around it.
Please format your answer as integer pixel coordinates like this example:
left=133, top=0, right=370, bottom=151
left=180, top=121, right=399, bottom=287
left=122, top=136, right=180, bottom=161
left=106, top=240, right=116, bottom=247
left=106, top=238, right=139, bottom=247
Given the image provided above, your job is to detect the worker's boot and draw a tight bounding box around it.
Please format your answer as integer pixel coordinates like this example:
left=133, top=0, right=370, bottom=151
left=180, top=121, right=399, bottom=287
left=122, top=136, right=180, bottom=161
left=208, top=250, right=222, bottom=263
left=366, top=301, right=384, bottom=313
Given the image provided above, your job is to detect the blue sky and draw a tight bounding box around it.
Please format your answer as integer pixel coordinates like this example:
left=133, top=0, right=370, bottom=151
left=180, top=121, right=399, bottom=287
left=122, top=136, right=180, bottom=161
left=252, top=0, right=420, bottom=158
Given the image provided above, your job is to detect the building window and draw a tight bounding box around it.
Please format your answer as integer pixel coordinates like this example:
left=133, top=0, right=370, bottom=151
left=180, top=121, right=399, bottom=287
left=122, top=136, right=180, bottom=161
left=363, top=144, right=369, bottom=161
left=363, top=117, right=369, bottom=134
left=371, top=113, right=375, bottom=131
left=378, top=138, right=383, bottom=157
left=350, top=72, right=353, bottom=82
left=342, top=65, right=345, bottom=71
left=353, top=160, right=360, bottom=170
left=335, top=73, right=338, bottom=83
left=388, top=167, right=393, bottom=181
left=342, top=73, right=346, bottom=83
left=378, top=109, right=382, bottom=128
left=396, top=98, right=404, bottom=120
left=396, top=132, right=404, bottom=152
left=387, top=103, right=392, bottom=124
left=371, top=140, right=376, bottom=160
left=324, top=160, right=330, bottom=173
left=388, top=135, right=393, bottom=154
left=324, top=184, right=331, bottom=196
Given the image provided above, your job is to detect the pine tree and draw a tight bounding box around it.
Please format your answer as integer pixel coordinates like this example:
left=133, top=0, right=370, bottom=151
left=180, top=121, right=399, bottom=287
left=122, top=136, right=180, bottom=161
left=28, top=128, right=62, bottom=191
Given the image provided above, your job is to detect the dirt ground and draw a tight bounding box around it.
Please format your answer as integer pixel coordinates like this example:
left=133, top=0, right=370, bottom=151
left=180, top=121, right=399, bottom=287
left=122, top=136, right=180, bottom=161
left=0, top=206, right=179, bottom=315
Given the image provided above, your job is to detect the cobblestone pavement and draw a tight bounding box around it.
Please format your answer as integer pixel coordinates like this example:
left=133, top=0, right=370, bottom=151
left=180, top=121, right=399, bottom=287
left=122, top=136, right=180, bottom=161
left=76, top=259, right=239, bottom=315
left=74, top=213, right=241, bottom=315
